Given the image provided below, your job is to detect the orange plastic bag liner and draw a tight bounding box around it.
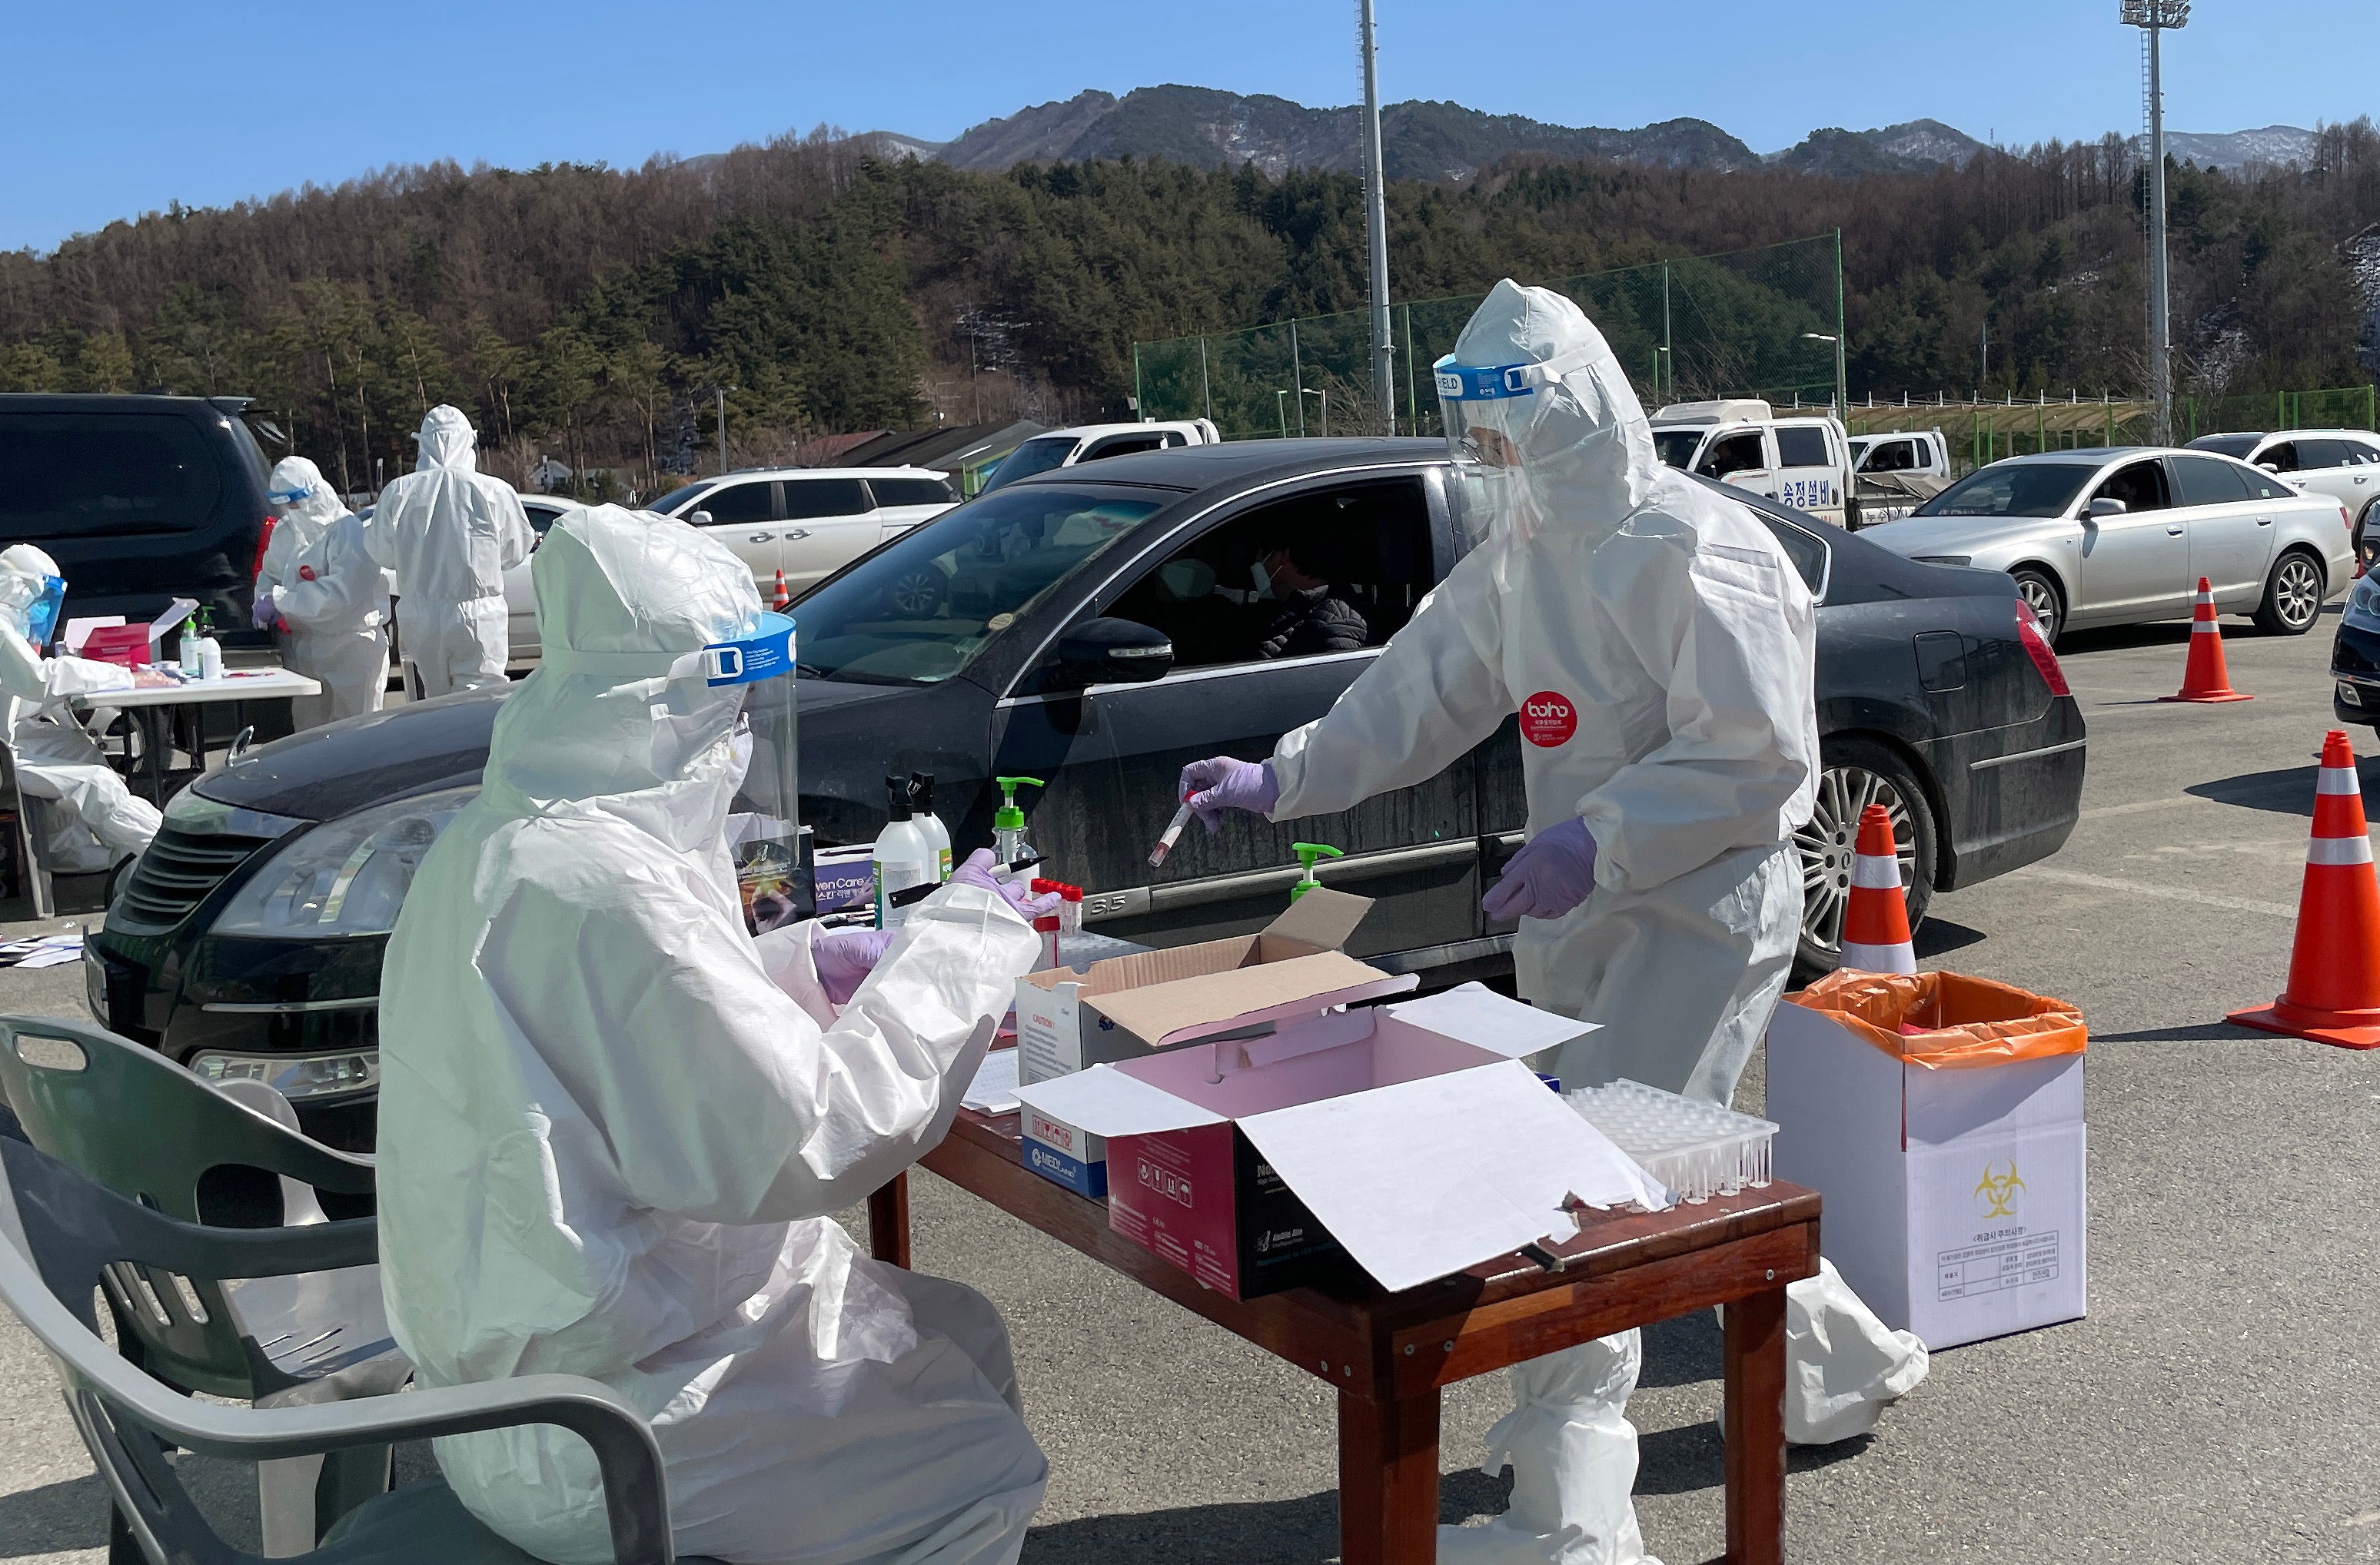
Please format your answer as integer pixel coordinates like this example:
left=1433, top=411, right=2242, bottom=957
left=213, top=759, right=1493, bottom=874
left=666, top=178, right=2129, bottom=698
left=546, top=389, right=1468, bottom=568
left=1787, top=969, right=2086, bottom=1070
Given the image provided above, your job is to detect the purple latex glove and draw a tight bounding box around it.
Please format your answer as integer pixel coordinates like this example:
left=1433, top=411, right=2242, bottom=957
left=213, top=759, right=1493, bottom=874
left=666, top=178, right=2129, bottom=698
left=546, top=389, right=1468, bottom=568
left=813, top=925, right=892, bottom=1006
left=1482, top=816, right=1600, bottom=922
left=949, top=848, right=1062, bottom=920
left=1178, top=756, right=1281, bottom=833
left=251, top=590, right=280, bottom=631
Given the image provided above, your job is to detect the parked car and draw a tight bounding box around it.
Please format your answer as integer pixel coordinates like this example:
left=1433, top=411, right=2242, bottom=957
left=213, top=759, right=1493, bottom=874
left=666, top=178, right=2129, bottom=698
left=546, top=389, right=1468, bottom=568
left=976, top=420, right=1223, bottom=495
left=1850, top=428, right=1951, bottom=479
left=2186, top=429, right=2380, bottom=568
left=0, top=394, right=276, bottom=644
left=642, top=467, right=956, bottom=600
left=1650, top=398, right=1852, bottom=525
left=2329, top=566, right=2380, bottom=726
left=501, top=495, right=580, bottom=664
left=1861, top=447, right=2352, bottom=644
left=86, top=437, right=2085, bottom=1145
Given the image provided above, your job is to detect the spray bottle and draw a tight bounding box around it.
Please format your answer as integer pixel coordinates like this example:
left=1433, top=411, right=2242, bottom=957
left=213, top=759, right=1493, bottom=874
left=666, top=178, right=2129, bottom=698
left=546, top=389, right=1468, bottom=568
left=186, top=609, right=224, bottom=682
left=909, top=772, right=952, bottom=881
left=872, top=775, right=936, bottom=929
left=992, top=776, right=1043, bottom=872
left=1289, top=842, right=1342, bottom=902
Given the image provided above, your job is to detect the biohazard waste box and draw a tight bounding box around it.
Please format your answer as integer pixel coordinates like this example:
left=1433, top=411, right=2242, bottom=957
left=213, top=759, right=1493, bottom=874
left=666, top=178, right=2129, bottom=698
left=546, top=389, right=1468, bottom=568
left=1767, top=970, right=2087, bottom=1350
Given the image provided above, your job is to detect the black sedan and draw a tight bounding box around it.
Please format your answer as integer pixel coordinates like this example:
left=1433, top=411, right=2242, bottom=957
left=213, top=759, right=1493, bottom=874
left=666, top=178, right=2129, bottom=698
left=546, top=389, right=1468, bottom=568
left=88, top=437, right=2086, bottom=1145
left=2330, top=567, right=2380, bottom=725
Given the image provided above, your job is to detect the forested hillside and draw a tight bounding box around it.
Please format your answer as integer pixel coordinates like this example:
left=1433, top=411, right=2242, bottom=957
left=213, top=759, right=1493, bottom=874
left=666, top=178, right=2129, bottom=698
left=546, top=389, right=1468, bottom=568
left=2, top=121, right=2376, bottom=497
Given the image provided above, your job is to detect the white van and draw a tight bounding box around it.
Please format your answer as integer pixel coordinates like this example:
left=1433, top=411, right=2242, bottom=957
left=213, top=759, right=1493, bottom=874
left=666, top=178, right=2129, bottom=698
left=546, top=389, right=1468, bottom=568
left=1649, top=400, right=1850, bottom=525
left=979, top=419, right=1223, bottom=493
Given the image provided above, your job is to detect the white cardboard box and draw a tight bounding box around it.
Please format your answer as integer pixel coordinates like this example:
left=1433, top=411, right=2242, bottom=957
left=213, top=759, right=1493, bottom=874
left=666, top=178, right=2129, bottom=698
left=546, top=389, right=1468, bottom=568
left=1766, top=1000, right=2086, bottom=1350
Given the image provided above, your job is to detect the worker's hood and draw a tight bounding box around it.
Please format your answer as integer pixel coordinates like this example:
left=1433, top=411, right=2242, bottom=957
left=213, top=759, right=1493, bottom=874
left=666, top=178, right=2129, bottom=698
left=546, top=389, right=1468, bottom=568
left=267, top=456, right=351, bottom=530
left=414, top=405, right=479, bottom=473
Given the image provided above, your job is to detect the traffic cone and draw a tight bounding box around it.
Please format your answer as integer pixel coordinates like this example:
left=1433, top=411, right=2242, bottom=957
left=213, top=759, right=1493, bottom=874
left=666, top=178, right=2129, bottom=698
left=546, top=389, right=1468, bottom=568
left=2230, top=730, right=2380, bottom=1048
left=2159, top=577, right=2252, bottom=703
left=1837, top=803, right=1917, bottom=975
left=772, top=569, right=791, bottom=612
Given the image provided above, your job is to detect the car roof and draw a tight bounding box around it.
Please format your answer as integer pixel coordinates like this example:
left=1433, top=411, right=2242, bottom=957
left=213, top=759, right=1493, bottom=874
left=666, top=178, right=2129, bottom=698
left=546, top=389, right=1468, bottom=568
left=1005, top=435, right=1446, bottom=492
left=0, top=393, right=249, bottom=417
left=701, top=466, right=948, bottom=481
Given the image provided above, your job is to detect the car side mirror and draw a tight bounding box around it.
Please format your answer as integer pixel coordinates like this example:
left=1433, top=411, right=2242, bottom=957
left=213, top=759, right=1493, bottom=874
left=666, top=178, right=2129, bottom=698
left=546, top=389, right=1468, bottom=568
left=1055, top=616, right=1173, bottom=685
left=2086, top=497, right=2127, bottom=518
left=690, top=510, right=713, bottom=526
left=2258, top=463, right=2282, bottom=474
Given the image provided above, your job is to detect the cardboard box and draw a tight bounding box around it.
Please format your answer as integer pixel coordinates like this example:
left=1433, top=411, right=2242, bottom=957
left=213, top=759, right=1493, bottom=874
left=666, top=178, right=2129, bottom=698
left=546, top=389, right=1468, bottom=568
left=811, top=846, right=875, bottom=916
left=1766, top=1000, right=2086, bottom=1349
left=1014, top=984, right=1659, bottom=1300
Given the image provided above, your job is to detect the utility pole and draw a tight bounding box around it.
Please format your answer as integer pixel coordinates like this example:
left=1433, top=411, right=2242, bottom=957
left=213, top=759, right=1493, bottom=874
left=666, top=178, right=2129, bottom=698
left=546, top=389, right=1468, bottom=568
left=1358, top=0, right=1395, bottom=434
left=2123, top=1, right=2189, bottom=446
left=716, top=387, right=730, bottom=476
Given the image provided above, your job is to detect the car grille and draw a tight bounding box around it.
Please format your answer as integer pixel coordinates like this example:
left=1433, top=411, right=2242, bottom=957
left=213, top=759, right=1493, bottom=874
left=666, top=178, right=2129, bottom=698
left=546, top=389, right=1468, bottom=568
left=115, top=826, right=274, bottom=928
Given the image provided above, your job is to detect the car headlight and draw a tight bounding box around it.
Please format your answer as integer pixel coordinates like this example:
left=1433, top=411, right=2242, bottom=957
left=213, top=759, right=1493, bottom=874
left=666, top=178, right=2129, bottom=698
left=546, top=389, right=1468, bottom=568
left=212, top=786, right=479, bottom=939
left=188, top=1048, right=381, bottom=1101
left=2348, top=573, right=2380, bottom=634
left=1912, top=554, right=1973, bottom=567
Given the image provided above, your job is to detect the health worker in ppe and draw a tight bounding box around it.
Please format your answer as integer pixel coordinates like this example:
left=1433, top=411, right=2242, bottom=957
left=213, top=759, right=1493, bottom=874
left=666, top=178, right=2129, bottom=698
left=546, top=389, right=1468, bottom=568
left=1180, top=281, right=1923, bottom=1563
left=254, top=457, right=391, bottom=728
left=0, top=546, right=160, bottom=876
left=364, top=405, right=533, bottom=699
left=376, top=503, right=1057, bottom=1565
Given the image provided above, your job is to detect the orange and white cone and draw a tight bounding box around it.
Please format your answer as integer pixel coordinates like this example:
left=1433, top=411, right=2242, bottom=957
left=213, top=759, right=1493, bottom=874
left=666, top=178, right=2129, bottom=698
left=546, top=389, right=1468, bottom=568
left=1837, top=803, right=1916, bottom=975
left=2230, top=730, right=2380, bottom=1048
left=2160, top=576, right=2252, bottom=703
left=772, top=569, right=791, bottom=612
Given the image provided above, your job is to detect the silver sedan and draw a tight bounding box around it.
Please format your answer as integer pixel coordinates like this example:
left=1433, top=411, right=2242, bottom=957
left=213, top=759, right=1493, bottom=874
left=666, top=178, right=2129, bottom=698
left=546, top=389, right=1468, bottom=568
left=1860, top=447, right=2354, bottom=643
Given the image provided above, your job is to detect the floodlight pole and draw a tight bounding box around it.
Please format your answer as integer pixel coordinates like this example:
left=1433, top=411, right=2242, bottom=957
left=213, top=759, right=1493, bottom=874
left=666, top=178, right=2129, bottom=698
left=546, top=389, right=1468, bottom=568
left=1358, top=0, right=1396, bottom=434
left=2123, top=1, right=2188, bottom=446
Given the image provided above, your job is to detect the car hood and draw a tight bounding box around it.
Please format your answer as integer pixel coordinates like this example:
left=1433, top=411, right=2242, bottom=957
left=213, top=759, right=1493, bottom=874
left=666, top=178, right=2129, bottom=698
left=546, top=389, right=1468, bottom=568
left=1858, top=510, right=2058, bottom=557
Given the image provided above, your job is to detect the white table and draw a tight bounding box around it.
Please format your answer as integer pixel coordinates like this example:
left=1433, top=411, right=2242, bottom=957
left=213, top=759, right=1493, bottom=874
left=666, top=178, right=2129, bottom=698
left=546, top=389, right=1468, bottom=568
left=73, top=667, right=322, bottom=799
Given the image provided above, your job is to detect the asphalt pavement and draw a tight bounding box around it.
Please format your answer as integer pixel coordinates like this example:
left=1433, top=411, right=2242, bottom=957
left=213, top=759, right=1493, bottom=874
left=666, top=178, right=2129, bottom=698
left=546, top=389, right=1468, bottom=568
left=0, top=606, right=2375, bottom=1562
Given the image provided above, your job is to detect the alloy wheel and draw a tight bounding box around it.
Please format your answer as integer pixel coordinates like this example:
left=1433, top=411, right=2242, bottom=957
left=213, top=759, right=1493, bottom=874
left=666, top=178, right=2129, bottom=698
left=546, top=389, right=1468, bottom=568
left=1794, top=765, right=1916, bottom=954
left=2014, top=574, right=2060, bottom=636
left=889, top=570, right=942, bottom=616
left=2275, top=553, right=2322, bottom=630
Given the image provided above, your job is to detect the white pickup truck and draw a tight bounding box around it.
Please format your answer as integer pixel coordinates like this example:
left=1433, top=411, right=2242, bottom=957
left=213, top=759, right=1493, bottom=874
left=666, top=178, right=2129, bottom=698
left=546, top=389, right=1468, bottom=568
left=979, top=419, right=1223, bottom=494
left=1649, top=399, right=1851, bottom=526
left=1847, top=428, right=1953, bottom=525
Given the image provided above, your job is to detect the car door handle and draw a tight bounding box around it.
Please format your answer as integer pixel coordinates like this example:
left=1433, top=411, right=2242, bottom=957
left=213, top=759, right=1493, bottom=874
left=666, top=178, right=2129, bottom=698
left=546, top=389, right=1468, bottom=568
left=2257, top=517, right=2273, bottom=526
left=782, top=528, right=809, bottom=540
left=747, top=531, right=773, bottom=543
left=2166, top=526, right=2185, bottom=536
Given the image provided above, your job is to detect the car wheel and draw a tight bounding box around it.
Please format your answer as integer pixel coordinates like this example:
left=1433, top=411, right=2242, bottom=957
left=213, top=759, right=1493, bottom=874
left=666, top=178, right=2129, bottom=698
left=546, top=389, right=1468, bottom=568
left=2009, top=567, right=2065, bottom=645
left=1793, top=736, right=1938, bottom=981
left=883, top=567, right=946, bottom=618
left=2252, top=547, right=2324, bottom=636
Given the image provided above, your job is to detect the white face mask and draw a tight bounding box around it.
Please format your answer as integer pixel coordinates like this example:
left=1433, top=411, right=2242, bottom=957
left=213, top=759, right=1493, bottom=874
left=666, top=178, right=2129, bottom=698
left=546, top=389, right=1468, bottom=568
left=1249, top=560, right=1274, bottom=601
left=726, top=723, right=755, bottom=792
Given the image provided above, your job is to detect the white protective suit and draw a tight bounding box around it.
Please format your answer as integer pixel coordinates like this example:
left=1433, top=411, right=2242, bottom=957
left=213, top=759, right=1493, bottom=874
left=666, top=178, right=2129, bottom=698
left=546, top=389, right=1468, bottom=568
left=0, top=547, right=160, bottom=873
left=364, top=406, right=532, bottom=699
left=376, top=506, right=1049, bottom=1565
left=1253, top=284, right=1920, bottom=1563
left=258, top=457, right=390, bottom=728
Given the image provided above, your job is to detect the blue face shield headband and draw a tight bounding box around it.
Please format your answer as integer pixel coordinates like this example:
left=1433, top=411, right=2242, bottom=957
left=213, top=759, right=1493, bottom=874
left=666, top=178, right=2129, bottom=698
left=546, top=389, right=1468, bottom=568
left=266, top=483, right=317, bottom=510
left=23, top=576, right=65, bottom=650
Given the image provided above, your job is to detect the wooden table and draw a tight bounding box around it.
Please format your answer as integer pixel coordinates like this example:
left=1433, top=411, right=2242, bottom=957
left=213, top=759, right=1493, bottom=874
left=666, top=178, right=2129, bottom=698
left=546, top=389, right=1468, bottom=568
left=869, top=1105, right=1820, bottom=1565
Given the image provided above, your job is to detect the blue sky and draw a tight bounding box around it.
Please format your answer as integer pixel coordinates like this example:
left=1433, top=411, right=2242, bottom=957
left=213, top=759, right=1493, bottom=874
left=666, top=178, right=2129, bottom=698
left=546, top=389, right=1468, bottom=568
left=5, top=0, right=2373, bottom=254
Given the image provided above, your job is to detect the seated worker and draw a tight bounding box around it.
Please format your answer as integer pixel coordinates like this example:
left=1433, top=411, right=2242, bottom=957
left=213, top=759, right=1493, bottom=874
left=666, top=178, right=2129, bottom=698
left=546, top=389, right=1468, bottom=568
left=376, top=505, right=1059, bottom=1565
left=1248, top=518, right=1368, bottom=659
left=0, top=547, right=161, bottom=879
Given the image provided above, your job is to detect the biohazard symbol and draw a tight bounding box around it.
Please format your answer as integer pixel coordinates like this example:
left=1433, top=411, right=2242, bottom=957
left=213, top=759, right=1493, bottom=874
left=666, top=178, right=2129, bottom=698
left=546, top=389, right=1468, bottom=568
left=1973, top=1160, right=2024, bottom=1219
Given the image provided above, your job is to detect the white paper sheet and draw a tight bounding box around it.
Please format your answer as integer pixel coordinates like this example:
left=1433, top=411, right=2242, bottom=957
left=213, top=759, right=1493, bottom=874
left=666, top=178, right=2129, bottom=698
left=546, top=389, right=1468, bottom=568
left=1011, top=1063, right=1227, bottom=1137
left=962, top=1047, right=1022, bottom=1114
left=1381, top=982, right=1600, bottom=1061
left=61, top=616, right=123, bottom=655
left=1235, top=1059, right=1670, bottom=1294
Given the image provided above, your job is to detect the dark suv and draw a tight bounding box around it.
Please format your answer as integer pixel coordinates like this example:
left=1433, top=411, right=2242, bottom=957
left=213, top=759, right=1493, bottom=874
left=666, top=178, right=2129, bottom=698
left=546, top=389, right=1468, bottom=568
left=0, top=394, right=275, bottom=639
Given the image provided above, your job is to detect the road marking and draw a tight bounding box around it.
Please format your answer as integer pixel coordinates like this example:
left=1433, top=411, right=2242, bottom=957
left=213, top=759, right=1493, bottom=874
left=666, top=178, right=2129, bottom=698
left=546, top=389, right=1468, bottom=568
left=2008, top=866, right=2298, bottom=919
left=2079, top=796, right=2198, bottom=821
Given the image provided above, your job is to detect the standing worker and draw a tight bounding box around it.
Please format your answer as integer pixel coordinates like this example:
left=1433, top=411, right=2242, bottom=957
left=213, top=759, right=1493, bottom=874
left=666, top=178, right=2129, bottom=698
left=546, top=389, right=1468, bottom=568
left=377, top=506, right=1058, bottom=1565
left=1181, top=281, right=1923, bottom=1563
left=253, top=457, right=391, bottom=728
left=365, top=405, right=533, bottom=699
left=0, top=547, right=160, bottom=879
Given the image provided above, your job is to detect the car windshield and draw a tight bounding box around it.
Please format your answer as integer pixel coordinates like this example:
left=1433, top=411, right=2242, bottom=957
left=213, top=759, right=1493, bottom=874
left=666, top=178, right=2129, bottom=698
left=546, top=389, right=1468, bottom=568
left=650, top=480, right=717, bottom=515
left=1913, top=464, right=2099, bottom=520
left=1651, top=429, right=1705, bottom=470
left=2187, top=434, right=2261, bottom=459
left=978, top=437, right=1078, bottom=494
left=793, top=485, right=1167, bottom=685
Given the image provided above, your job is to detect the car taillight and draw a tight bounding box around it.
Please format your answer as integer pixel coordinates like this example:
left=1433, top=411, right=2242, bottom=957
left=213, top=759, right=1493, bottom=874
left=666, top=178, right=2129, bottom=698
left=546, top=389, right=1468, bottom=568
left=2344, top=503, right=2355, bottom=532
left=250, top=514, right=275, bottom=580
left=2016, top=601, right=2070, bottom=696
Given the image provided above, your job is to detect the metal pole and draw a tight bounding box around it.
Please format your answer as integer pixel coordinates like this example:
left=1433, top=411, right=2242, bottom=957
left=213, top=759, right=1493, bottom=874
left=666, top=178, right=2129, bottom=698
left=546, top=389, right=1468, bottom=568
left=1402, top=301, right=1416, bottom=433
left=1199, top=337, right=1212, bottom=423
left=1660, top=262, right=1673, bottom=401
left=1290, top=321, right=1305, bottom=437
left=1358, top=0, right=1395, bottom=435
left=1132, top=343, right=1145, bottom=420
left=716, top=387, right=727, bottom=475
left=1276, top=390, right=1288, bottom=440
left=2146, top=24, right=2173, bottom=445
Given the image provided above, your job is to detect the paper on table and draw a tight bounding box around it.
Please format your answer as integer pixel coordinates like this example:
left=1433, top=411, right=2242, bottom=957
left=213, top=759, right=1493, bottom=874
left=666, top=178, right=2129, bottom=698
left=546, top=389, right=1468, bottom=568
left=962, top=1047, right=1022, bottom=1114
left=1235, top=1058, right=1673, bottom=1294
left=1382, top=981, right=1599, bottom=1061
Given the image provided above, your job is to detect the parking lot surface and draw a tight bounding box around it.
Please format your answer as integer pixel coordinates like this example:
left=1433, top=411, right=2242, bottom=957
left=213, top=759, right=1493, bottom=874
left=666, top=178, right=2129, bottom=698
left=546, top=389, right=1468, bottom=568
left=0, top=607, right=2374, bottom=1563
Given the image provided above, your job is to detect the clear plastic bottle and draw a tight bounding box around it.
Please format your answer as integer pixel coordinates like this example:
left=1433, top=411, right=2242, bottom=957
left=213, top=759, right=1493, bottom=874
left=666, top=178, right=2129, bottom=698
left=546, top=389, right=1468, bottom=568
left=872, top=775, right=936, bottom=929
left=909, top=772, right=952, bottom=882
left=187, top=610, right=224, bottom=681
left=992, top=776, right=1043, bottom=872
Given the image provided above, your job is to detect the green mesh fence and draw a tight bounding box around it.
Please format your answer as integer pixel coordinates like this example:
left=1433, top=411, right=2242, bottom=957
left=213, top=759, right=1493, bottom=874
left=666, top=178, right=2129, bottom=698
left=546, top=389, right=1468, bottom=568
left=1132, top=234, right=1847, bottom=438
left=1846, top=387, right=2378, bottom=477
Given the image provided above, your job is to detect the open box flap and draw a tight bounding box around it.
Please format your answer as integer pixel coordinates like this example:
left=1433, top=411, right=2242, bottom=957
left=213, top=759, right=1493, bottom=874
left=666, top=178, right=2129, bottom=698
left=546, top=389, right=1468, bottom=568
left=1091, top=953, right=1412, bottom=1049
left=1236, top=1059, right=1674, bottom=1294
left=1012, top=1064, right=1226, bottom=1137
left=1382, top=982, right=1601, bottom=1061
left=1253, top=886, right=1372, bottom=957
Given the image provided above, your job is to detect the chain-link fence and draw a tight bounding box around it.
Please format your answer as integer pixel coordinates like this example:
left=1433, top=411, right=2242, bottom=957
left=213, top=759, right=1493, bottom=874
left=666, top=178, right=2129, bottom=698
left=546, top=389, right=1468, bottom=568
left=1846, top=387, right=2378, bottom=477
left=1133, top=234, right=1846, bottom=439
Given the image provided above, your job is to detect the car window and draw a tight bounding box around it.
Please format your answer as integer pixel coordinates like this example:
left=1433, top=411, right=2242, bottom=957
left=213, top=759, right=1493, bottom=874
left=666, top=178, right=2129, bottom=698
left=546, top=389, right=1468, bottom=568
left=1774, top=425, right=1832, bottom=469
left=780, top=478, right=870, bottom=520
left=977, top=436, right=1077, bottom=493
left=1091, top=477, right=1436, bottom=678
left=1082, top=435, right=1165, bottom=462
left=792, top=484, right=1164, bottom=686
left=1696, top=431, right=1767, bottom=480
left=2171, top=455, right=2252, bottom=507
left=1915, top=463, right=2098, bottom=519
left=868, top=477, right=956, bottom=508
left=2295, top=437, right=2358, bottom=469
left=2092, top=460, right=2169, bottom=513
left=2257, top=441, right=2299, bottom=473
left=1758, top=517, right=1829, bottom=597
left=2350, top=440, right=2380, bottom=465
left=1865, top=440, right=1915, bottom=473
left=652, top=480, right=717, bottom=515
left=691, top=480, right=774, bottom=526
left=2188, top=434, right=2261, bottom=459
left=2242, top=465, right=2292, bottom=500
left=0, top=414, right=227, bottom=540
left=1651, top=429, right=1704, bottom=470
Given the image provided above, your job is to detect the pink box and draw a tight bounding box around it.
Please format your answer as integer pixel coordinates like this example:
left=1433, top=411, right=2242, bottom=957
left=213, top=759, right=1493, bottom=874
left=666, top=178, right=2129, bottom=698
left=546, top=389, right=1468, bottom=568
left=81, top=625, right=151, bottom=667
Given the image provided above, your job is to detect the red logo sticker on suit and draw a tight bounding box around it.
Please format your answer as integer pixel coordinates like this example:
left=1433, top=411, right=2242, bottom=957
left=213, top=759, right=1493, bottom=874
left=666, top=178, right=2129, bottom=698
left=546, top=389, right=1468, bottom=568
left=298, top=565, right=317, bottom=580
left=1520, top=691, right=1577, bottom=747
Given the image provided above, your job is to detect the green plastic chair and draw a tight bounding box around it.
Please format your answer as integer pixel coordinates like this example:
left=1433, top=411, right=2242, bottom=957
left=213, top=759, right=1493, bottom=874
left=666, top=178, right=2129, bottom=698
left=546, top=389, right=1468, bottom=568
left=0, top=1015, right=401, bottom=1553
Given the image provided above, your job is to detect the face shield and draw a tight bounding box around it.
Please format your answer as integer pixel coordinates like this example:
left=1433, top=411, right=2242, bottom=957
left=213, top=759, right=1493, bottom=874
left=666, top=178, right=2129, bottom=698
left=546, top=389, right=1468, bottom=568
left=20, top=576, right=64, bottom=650
left=693, top=610, right=806, bottom=933
left=1434, top=348, right=1596, bottom=554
